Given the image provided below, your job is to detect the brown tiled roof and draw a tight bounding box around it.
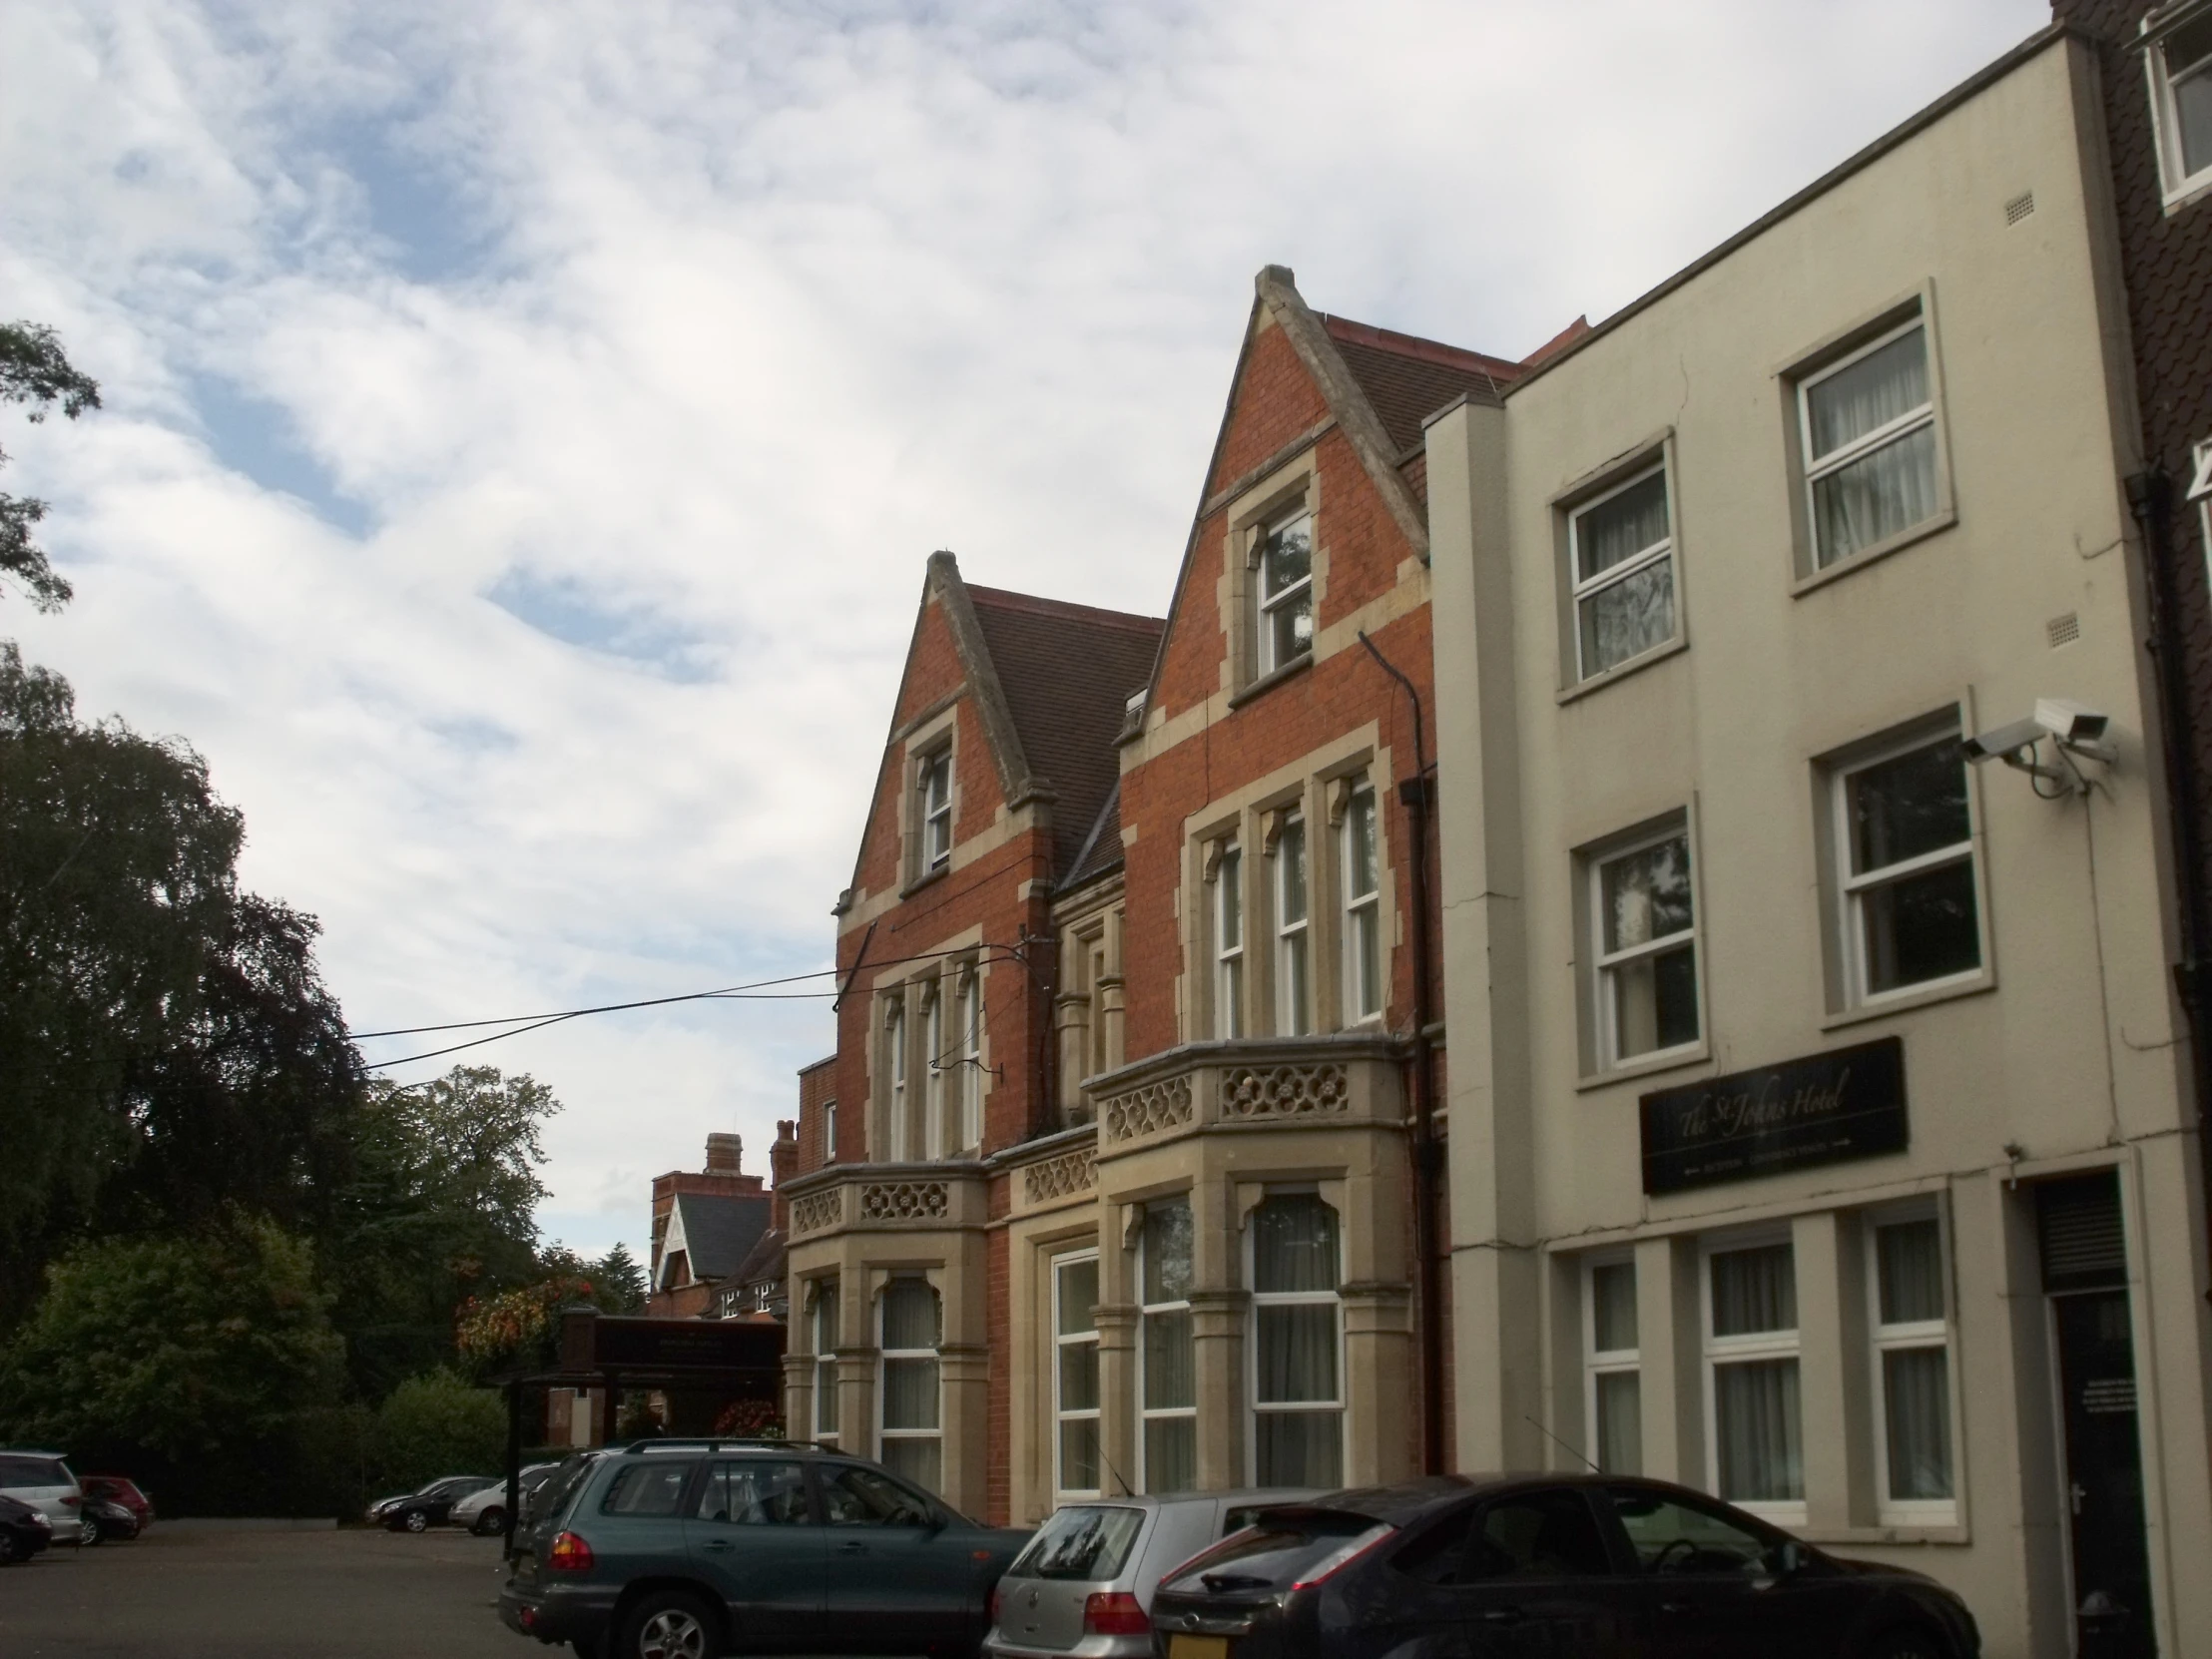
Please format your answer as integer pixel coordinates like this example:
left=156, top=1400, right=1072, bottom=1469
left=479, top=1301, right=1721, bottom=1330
left=965, top=586, right=1164, bottom=879
left=1321, top=314, right=1522, bottom=455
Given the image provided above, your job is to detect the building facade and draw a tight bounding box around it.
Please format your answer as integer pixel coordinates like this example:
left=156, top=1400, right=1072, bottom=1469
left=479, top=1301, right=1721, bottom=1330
left=1426, top=29, right=2212, bottom=1659
left=780, top=274, right=1523, bottom=1524
left=646, top=1131, right=776, bottom=1320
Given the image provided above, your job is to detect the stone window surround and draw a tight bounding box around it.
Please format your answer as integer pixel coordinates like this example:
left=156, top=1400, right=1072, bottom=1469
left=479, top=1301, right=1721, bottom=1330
left=870, top=931, right=989, bottom=1165
left=1186, top=729, right=1398, bottom=1045
left=1569, top=803, right=1712, bottom=1088
left=1056, top=895, right=1127, bottom=1122
left=1221, top=451, right=1325, bottom=698
left=1778, top=282, right=1958, bottom=595
left=900, top=704, right=960, bottom=893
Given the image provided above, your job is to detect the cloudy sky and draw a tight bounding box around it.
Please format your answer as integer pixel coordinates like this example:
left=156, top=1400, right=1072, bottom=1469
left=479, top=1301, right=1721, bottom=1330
left=2, top=0, right=2048, bottom=1257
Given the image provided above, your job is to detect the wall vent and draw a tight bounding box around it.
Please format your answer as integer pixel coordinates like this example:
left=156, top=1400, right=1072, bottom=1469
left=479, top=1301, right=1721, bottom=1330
left=2005, top=190, right=2036, bottom=225
left=2047, top=611, right=2081, bottom=648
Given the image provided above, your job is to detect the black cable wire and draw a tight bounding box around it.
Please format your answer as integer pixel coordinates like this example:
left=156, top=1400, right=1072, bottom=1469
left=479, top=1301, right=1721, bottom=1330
left=346, top=969, right=843, bottom=1038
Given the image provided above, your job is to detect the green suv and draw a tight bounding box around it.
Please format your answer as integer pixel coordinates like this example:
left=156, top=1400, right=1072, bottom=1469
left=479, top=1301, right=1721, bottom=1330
left=499, top=1439, right=1031, bottom=1659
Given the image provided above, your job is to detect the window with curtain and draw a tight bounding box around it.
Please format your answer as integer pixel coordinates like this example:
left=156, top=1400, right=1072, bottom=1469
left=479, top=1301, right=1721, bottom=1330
left=2153, top=11, right=2212, bottom=198
left=1569, top=463, right=1675, bottom=678
left=1870, top=1215, right=1954, bottom=1518
left=1275, top=815, right=1311, bottom=1036
left=1140, top=1200, right=1197, bottom=1492
left=1257, top=510, right=1314, bottom=674
left=918, top=748, right=953, bottom=872
left=1342, top=785, right=1382, bottom=1022
left=1251, top=1194, right=1343, bottom=1487
left=1798, top=319, right=1939, bottom=568
left=1835, top=732, right=1979, bottom=1002
left=956, top=970, right=981, bottom=1151
left=813, top=1284, right=840, bottom=1443
left=1592, top=827, right=1699, bottom=1065
left=1705, top=1241, right=1802, bottom=1516
left=1586, top=1259, right=1641, bottom=1475
left=1214, top=844, right=1244, bottom=1039
left=884, top=1001, right=908, bottom=1162
left=1054, top=1254, right=1101, bottom=1498
left=879, top=1279, right=941, bottom=1492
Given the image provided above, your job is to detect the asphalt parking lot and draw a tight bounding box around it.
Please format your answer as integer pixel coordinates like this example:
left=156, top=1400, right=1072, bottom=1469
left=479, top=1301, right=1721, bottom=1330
left=0, top=1524, right=523, bottom=1658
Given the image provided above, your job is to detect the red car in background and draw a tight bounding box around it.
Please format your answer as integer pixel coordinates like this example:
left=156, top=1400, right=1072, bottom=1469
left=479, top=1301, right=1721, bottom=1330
left=79, top=1477, right=154, bottom=1533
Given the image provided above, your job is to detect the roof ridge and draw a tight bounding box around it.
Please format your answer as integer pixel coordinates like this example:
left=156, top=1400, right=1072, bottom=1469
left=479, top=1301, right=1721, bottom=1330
left=964, top=584, right=1166, bottom=632
left=1320, top=313, right=1523, bottom=382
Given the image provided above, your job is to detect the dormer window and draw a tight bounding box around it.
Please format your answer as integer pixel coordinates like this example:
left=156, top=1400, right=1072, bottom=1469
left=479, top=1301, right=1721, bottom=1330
left=1257, top=510, right=1314, bottom=674
left=918, top=748, right=952, bottom=873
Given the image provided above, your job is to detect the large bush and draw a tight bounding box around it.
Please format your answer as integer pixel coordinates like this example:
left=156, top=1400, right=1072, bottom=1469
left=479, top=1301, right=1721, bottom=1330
left=370, top=1369, right=507, bottom=1494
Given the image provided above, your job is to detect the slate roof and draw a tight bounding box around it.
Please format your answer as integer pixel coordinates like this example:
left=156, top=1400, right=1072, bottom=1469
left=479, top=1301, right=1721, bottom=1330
left=965, top=586, right=1163, bottom=879
left=731, top=1226, right=786, bottom=1290
left=670, top=1191, right=773, bottom=1283
left=1320, top=314, right=1523, bottom=455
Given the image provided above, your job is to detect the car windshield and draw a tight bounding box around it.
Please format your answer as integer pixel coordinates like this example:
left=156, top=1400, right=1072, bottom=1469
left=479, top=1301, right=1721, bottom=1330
left=0, top=1456, right=67, bottom=1487
left=1160, top=1508, right=1382, bottom=1593
left=1009, top=1506, right=1146, bottom=1580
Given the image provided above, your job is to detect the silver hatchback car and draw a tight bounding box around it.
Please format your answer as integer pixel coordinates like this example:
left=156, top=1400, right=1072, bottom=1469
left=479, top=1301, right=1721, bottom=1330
left=984, top=1491, right=1320, bottom=1659
left=0, top=1452, right=84, bottom=1545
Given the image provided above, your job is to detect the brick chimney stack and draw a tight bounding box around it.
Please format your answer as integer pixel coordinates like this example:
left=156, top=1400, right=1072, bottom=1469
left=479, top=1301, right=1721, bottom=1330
left=704, top=1132, right=743, bottom=1174
left=769, top=1120, right=798, bottom=1232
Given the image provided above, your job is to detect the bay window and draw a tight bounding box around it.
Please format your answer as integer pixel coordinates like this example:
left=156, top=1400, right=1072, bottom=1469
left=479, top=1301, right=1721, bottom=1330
left=1140, top=1199, right=1197, bottom=1492
left=1214, top=843, right=1244, bottom=1039
left=1705, top=1240, right=1803, bottom=1518
left=1342, top=784, right=1382, bottom=1022
left=1053, top=1253, right=1102, bottom=1499
left=884, top=1000, right=908, bottom=1162
left=955, top=969, right=980, bottom=1151
left=878, top=1279, right=942, bottom=1492
left=923, top=986, right=945, bottom=1159
left=813, top=1283, right=840, bottom=1444
left=1274, top=814, right=1311, bottom=1035
left=1250, top=1194, right=1342, bottom=1487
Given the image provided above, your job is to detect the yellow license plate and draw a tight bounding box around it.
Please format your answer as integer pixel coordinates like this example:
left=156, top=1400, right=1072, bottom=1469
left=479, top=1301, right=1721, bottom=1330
left=1170, top=1638, right=1229, bottom=1659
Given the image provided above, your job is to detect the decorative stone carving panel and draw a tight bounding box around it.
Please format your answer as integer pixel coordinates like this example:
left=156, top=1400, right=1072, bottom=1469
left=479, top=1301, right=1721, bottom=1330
left=858, top=1180, right=950, bottom=1222
left=1219, top=1063, right=1350, bottom=1119
left=1023, top=1147, right=1097, bottom=1205
left=1102, top=1077, right=1194, bottom=1143
left=791, top=1188, right=843, bottom=1236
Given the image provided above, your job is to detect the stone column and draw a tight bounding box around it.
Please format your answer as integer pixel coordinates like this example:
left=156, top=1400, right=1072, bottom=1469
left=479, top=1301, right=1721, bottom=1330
left=781, top=1353, right=813, bottom=1442
left=1094, top=1303, right=1139, bottom=1496
left=1341, top=1282, right=1415, bottom=1484
left=1792, top=1211, right=1860, bottom=1530
left=835, top=1350, right=878, bottom=1461
left=1631, top=1235, right=1705, bottom=1486
left=939, top=1342, right=990, bottom=1514
left=1191, top=1290, right=1250, bottom=1488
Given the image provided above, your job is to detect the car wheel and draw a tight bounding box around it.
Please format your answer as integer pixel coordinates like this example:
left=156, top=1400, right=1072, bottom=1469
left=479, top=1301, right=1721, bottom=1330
left=474, top=1506, right=505, bottom=1536
left=401, top=1508, right=429, bottom=1534
left=0, top=1530, right=18, bottom=1565
left=1858, top=1626, right=1949, bottom=1659
left=619, top=1589, right=721, bottom=1659
left=80, top=1515, right=103, bottom=1547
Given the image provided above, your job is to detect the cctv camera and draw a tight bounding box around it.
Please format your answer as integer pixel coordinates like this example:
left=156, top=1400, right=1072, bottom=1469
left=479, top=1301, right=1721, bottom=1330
left=1962, top=717, right=2047, bottom=764
left=2034, top=699, right=2111, bottom=749
left=1963, top=701, right=2114, bottom=764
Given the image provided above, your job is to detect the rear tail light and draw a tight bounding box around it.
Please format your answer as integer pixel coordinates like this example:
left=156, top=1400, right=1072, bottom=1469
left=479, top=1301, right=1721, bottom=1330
left=988, top=1585, right=1003, bottom=1627
left=60, top=1494, right=79, bottom=1508
left=1289, top=1525, right=1395, bottom=1591
left=1083, top=1592, right=1151, bottom=1636
left=546, top=1531, right=595, bottom=1573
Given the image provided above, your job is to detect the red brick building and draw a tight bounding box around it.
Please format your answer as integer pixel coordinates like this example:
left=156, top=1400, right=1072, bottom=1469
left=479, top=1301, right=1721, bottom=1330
left=781, top=269, right=1524, bottom=1524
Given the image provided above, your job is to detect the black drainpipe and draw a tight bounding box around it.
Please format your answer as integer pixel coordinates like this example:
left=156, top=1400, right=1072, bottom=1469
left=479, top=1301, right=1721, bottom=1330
left=1358, top=629, right=1445, bottom=1475
left=2124, top=469, right=2212, bottom=1233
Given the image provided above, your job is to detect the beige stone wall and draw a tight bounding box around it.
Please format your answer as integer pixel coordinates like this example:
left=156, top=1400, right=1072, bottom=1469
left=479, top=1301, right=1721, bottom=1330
left=1429, top=36, right=2212, bottom=1659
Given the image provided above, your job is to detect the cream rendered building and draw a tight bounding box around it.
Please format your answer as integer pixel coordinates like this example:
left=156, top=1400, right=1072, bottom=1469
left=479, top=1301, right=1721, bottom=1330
left=1426, top=28, right=2212, bottom=1659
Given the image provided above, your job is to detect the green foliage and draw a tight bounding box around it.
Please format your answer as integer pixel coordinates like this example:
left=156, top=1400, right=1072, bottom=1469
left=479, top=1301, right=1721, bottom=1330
left=595, top=1242, right=647, bottom=1313
left=0, top=319, right=100, bottom=613
left=369, top=1369, right=507, bottom=1494
left=0, top=1218, right=346, bottom=1513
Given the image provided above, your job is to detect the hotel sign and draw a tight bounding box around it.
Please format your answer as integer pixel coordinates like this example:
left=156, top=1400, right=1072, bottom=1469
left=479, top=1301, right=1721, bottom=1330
left=1640, top=1036, right=1908, bottom=1195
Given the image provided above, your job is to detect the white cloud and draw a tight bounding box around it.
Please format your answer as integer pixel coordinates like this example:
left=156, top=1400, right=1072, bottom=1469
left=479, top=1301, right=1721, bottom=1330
left=1, top=0, right=2050, bottom=1252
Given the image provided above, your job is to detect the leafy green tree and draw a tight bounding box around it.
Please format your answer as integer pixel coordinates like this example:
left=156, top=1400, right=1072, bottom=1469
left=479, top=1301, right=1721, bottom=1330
left=0, top=1216, right=346, bottom=1513
left=370, top=1369, right=507, bottom=1493
left=1, top=320, right=100, bottom=613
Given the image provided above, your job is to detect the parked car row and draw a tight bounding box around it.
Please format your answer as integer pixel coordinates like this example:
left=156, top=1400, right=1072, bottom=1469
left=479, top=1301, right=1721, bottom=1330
left=0, top=1453, right=156, bottom=1561
left=494, top=1442, right=1982, bottom=1659
left=365, top=1463, right=563, bottom=1534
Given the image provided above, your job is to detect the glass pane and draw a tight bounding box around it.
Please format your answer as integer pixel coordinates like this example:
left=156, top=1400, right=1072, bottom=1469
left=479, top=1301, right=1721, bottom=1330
left=1351, top=905, right=1381, bottom=1019
left=1714, top=1359, right=1804, bottom=1502
left=1142, top=1201, right=1194, bottom=1304
left=1349, top=793, right=1379, bottom=898
left=1610, top=941, right=1699, bottom=1058
left=815, top=1359, right=839, bottom=1434
left=1578, top=556, right=1675, bottom=675
left=878, top=1437, right=942, bottom=1495
left=1609, top=1490, right=1770, bottom=1575
left=1595, top=1373, right=1642, bottom=1475
left=2181, top=54, right=2212, bottom=178
left=1143, top=1310, right=1195, bottom=1409
left=1849, top=740, right=1971, bottom=874
left=1218, top=850, right=1242, bottom=947
left=1145, top=1418, right=1198, bottom=1493
left=1263, top=514, right=1312, bottom=599
left=1279, top=820, right=1308, bottom=924
left=1059, top=1417, right=1102, bottom=1493
left=1592, top=1262, right=1638, bottom=1354
left=1711, top=1245, right=1796, bottom=1337
left=1576, top=469, right=1670, bottom=582
left=1813, top=423, right=1938, bottom=564
left=695, top=1461, right=811, bottom=1525
left=882, top=1358, right=940, bottom=1430
left=1862, top=858, right=1980, bottom=993
left=1253, top=1195, right=1340, bottom=1293
left=1471, top=1492, right=1613, bottom=1578
left=1059, top=1340, right=1099, bottom=1413
left=822, top=1464, right=935, bottom=1524
left=1877, top=1221, right=1944, bottom=1326
left=1602, top=834, right=1694, bottom=951
left=881, top=1280, right=940, bottom=1350
left=1283, top=930, right=1310, bottom=1036
left=816, top=1286, right=839, bottom=1351
left=1057, top=1259, right=1099, bottom=1337
left=1269, top=591, right=1314, bottom=665
left=1221, top=955, right=1244, bottom=1039
left=1257, top=1304, right=1339, bottom=1404
left=602, top=1461, right=697, bottom=1516
left=1883, top=1347, right=1954, bottom=1500
left=1013, top=1506, right=1148, bottom=1579
left=1808, top=327, right=1929, bottom=458
left=1256, top=1411, right=1342, bottom=1487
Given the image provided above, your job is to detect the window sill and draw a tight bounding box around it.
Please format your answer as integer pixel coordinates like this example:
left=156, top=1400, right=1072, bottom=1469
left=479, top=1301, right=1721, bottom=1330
left=2162, top=164, right=2212, bottom=216
left=1791, top=509, right=1955, bottom=597
left=1574, top=1042, right=1713, bottom=1093
left=1556, top=634, right=1688, bottom=706
left=1229, top=652, right=1313, bottom=710
left=1820, top=969, right=1994, bottom=1032
left=898, top=864, right=951, bottom=901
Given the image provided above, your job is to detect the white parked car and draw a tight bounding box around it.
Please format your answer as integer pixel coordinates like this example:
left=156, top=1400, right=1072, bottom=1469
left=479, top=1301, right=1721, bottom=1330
left=0, top=1451, right=84, bottom=1545
left=450, top=1463, right=558, bottom=1535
